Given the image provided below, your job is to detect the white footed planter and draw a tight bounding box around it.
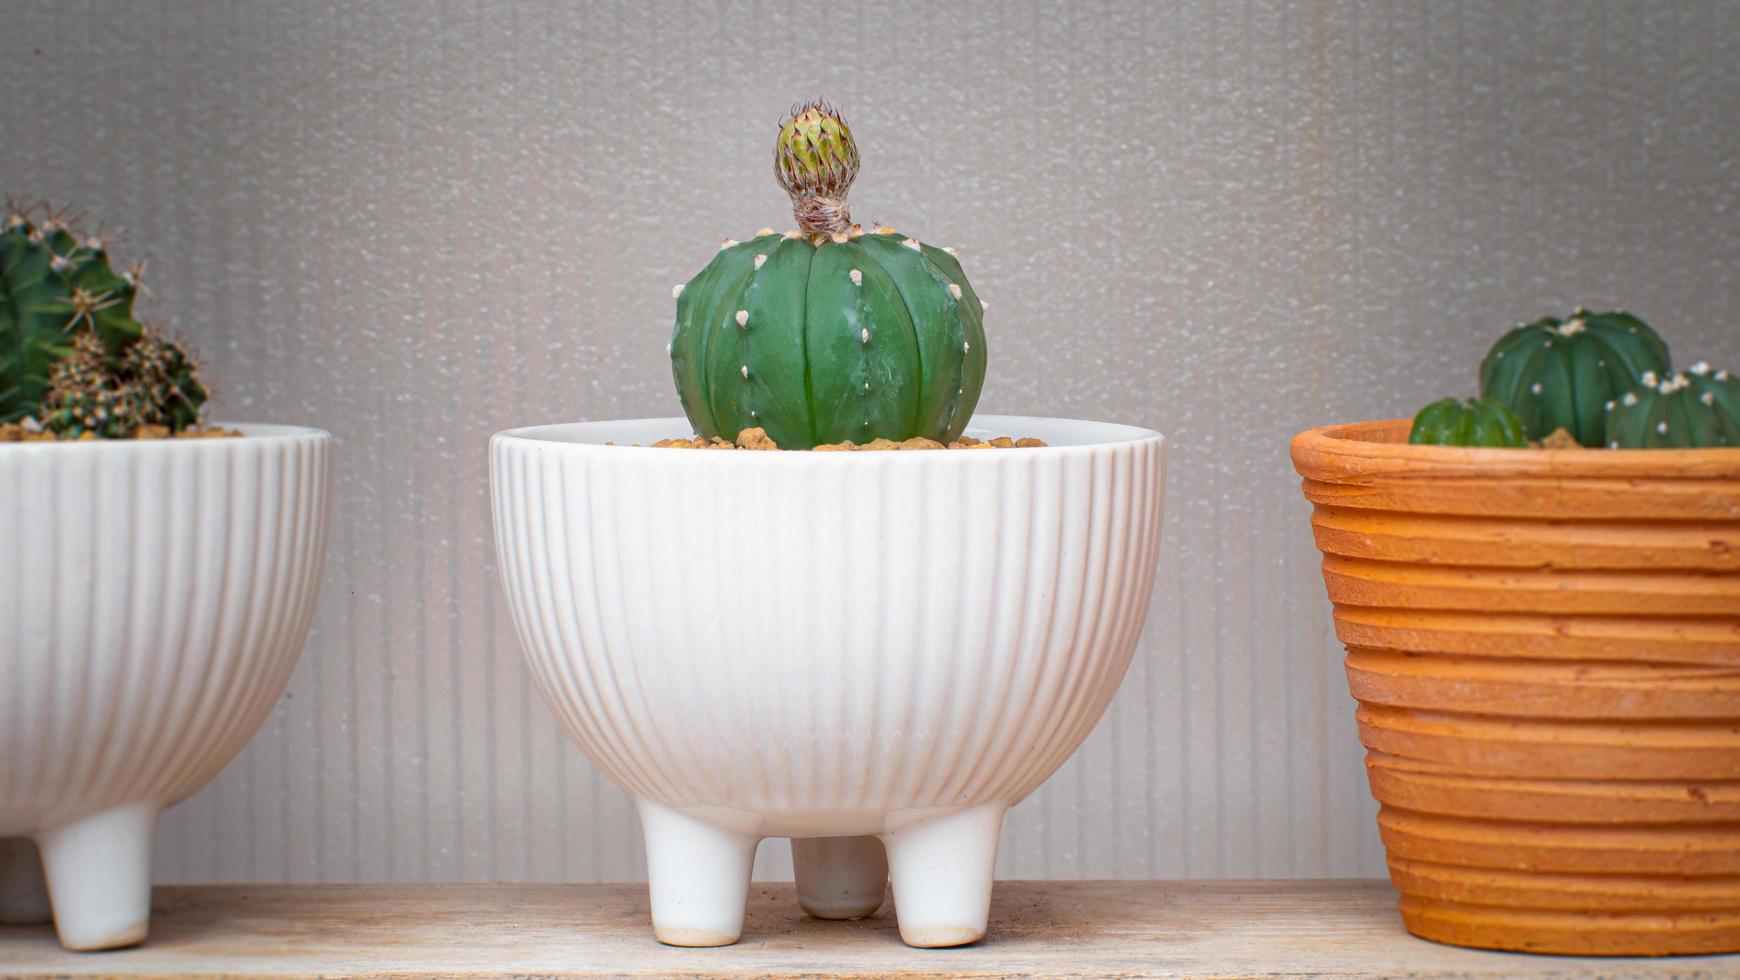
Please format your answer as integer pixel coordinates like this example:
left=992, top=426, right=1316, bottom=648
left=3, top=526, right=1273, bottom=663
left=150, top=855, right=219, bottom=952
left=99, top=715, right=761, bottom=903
left=0, top=425, right=331, bottom=951
left=491, top=415, right=1165, bottom=948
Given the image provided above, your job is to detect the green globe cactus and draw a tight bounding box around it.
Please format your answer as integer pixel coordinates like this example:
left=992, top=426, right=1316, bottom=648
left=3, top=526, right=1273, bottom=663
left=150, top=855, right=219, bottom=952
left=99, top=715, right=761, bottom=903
left=1604, top=366, right=1740, bottom=449
left=1, top=202, right=207, bottom=437
left=1408, top=395, right=1528, bottom=448
left=667, top=102, right=986, bottom=449
left=1687, top=360, right=1740, bottom=429
left=1479, top=309, right=1671, bottom=445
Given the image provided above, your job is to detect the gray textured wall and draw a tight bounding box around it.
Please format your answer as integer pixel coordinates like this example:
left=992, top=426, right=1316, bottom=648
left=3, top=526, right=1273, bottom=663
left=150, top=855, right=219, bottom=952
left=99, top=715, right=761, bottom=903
left=4, top=0, right=1737, bottom=884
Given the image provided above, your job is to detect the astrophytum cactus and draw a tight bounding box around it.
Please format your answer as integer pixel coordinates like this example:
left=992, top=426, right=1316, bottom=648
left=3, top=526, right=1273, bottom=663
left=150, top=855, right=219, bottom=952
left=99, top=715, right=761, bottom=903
left=1603, top=365, right=1740, bottom=449
left=667, top=102, right=986, bottom=449
left=1479, top=309, right=1671, bottom=445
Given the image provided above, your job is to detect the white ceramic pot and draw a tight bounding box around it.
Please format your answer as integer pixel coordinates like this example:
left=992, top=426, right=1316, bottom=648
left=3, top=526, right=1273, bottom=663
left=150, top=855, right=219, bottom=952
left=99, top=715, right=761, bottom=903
left=491, top=415, right=1165, bottom=947
left=0, top=424, right=331, bottom=951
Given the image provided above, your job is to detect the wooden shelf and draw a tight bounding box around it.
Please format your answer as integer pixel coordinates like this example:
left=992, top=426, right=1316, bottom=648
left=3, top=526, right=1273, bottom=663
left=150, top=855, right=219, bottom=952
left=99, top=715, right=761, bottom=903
left=1, top=880, right=1732, bottom=978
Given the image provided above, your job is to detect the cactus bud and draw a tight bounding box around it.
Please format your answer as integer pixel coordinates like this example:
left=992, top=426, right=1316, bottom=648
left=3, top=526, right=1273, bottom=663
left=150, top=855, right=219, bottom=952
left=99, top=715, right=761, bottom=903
left=774, top=100, right=860, bottom=238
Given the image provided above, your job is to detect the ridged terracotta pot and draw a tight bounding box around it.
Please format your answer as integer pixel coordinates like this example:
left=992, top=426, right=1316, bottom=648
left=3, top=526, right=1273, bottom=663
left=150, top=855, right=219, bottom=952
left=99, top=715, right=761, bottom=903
left=492, top=415, right=1165, bottom=948
left=1291, top=418, right=1740, bottom=956
left=0, top=425, right=331, bottom=951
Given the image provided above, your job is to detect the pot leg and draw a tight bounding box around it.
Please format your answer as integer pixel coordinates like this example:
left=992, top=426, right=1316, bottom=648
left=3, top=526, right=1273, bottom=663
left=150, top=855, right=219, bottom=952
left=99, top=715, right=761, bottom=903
left=0, top=837, right=52, bottom=925
left=637, top=799, right=758, bottom=947
left=35, top=802, right=158, bottom=951
left=881, top=803, right=1005, bottom=948
left=792, top=835, right=888, bottom=920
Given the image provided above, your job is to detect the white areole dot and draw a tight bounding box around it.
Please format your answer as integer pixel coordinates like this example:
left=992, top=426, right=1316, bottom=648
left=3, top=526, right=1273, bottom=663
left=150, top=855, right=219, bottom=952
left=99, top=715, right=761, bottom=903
left=754, top=254, right=767, bottom=269
left=948, top=283, right=962, bottom=299
left=671, top=283, right=685, bottom=299
left=740, top=365, right=750, bottom=379
left=736, top=310, right=749, bottom=327
left=849, top=269, right=862, bottom=286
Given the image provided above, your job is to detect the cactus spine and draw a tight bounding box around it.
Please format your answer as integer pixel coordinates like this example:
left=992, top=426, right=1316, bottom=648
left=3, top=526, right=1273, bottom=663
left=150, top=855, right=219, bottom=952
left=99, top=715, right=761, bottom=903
left=1479, top=310, right=1671, bottom=445
left=0, top=202, right=207, bottom=437
left=1603, top=366, right=1740, bottom=449
left=667, top=102, right=987, bottom=449
left=1408, top=396, right=1528, bottom=448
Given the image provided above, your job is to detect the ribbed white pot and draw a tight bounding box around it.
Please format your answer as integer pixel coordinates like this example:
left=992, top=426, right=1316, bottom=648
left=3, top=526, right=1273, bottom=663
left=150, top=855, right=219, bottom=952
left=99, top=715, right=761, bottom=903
left=491, top=415, right=1165, bottom=947
left=0, top=425, right=331, bottom=951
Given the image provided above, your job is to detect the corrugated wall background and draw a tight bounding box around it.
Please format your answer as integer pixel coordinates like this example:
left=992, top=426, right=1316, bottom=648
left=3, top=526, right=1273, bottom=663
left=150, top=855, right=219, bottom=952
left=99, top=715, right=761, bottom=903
left=3, top=0, right=1737, bottom=884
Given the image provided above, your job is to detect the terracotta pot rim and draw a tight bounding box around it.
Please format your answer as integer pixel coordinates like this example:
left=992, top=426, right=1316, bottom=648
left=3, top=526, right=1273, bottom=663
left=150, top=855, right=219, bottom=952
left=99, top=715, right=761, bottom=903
left=1293, top=418, right=1740, bottom=481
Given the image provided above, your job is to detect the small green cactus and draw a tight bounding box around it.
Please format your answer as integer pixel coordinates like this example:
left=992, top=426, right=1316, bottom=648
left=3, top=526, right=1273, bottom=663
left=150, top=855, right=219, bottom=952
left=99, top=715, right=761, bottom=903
left=1, top=202, right=207, bottom=437
left=1479, top=309, right=1671, bottom=445
left=1408, top=396, right=1528, bottom=448
left=667, top=102, right=986, bottom=449
left=1603, top=366, right=1740, bottom=449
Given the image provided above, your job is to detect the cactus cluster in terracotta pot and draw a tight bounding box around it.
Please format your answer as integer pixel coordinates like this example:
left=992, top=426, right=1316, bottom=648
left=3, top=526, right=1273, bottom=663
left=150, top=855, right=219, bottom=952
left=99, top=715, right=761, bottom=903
left=1, top=202, right=212, bottom=440
left=1411, top=307, right=1735, bottom=449
left=666, top=102, right=987, bottom=450
left=1295, top=302, right=1740, bottom=957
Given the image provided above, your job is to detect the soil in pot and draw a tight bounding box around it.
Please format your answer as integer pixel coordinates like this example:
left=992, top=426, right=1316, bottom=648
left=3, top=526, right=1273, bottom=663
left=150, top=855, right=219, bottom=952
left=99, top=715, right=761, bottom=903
left=0, top=422, right=241, bottom=441
left=636, top=426, right=1048, bottom=451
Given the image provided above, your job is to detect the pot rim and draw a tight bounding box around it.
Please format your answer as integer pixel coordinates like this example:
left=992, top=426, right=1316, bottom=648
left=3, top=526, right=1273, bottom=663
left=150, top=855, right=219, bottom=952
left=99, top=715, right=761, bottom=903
left=0, top=422, right=328, bottom=455
left=1293, top=418, right=1740, bottom=481
left=493, top=414, right=1163, bottom=457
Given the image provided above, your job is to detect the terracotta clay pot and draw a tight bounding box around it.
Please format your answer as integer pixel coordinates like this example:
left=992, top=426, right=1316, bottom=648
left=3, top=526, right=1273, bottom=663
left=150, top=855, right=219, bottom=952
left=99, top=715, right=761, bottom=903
left=1291, top=418, right=1740, bottom=956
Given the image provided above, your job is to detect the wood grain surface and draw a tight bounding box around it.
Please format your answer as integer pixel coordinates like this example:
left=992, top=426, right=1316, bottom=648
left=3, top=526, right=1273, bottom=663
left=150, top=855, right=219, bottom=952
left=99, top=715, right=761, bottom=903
left=2, top=880, right=1735, bottom=978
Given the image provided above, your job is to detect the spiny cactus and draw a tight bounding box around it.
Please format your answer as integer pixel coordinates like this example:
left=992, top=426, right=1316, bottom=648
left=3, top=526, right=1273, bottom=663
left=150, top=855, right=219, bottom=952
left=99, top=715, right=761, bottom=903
left=1, top=201, right=207, bottom=437
left=1604, top=366, right=1740, bottom=449
left=667, top=101, right=986, bottom=449
left=120, top=327, right=206, bottom=431
left=1408, top=396, right=1528, bottom=448
left=1479, top=309, right=1671, bottom=445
